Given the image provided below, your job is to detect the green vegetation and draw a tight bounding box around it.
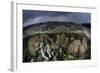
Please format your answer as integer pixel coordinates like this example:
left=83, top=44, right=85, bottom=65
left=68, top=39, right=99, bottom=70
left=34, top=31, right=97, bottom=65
left=64, top=55, right=77, bottom=60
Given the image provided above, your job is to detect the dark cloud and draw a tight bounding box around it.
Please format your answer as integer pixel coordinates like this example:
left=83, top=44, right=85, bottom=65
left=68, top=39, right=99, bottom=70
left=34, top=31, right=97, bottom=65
left=23, top=10, right=91, bottom=27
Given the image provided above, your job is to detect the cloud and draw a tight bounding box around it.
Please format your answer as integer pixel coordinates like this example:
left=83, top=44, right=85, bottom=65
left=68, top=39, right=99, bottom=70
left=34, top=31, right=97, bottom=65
left=23, top=14, right=90, bottom=27
left=23, top=16, right=69, bottom=27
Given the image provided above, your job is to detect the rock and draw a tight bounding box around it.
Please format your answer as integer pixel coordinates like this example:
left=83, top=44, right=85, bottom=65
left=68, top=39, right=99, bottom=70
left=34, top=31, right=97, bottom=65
left=50, top=38, right=59, bottom=49
left=82, top=37, right=88, bottom=49
left=62, top=36, right=69, bottom=48
left=50, top=43, right=59, bottom=49
left=56, top=34, right=61, bottom=46
left=68, top=40, right=81, bottom=57
left=56, top=34, right=67, bottom=46
left=67, top=36, right=88, bottom=59
left=78, top=37, right=88, bottom=58
left=28, top=36, right=40, bottom=56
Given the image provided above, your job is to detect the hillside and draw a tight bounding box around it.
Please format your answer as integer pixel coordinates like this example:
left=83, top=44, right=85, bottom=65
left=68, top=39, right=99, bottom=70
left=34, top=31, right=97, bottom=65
left=23, top=22, right=90, bottom=39
left=23, top=22, right=91, bottom=62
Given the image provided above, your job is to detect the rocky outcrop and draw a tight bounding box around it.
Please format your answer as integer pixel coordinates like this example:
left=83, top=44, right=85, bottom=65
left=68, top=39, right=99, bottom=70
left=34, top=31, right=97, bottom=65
left=23, top=22, right=91, bottom=62
left=78, top=37, right=88, bottom=59
left=67, top=37, right=88, bottom=59
left=28, top=36, right=40, bottom=56
left=68, top=40, right=81, bottom=57
left=26, top=32, right=90, bottom=62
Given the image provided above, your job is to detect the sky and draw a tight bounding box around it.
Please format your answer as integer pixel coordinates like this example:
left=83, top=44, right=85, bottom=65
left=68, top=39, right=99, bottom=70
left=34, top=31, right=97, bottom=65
left=23, top=10, right=91, bottom=27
